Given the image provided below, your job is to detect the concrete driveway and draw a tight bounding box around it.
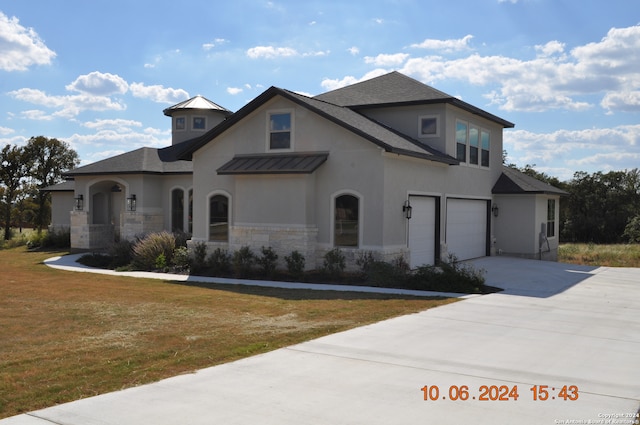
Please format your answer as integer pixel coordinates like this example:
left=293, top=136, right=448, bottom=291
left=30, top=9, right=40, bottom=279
left=2, top=257, right=639, bottom=424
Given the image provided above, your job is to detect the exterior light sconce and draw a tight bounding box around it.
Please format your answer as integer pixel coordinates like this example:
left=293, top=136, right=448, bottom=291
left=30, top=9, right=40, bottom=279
left=491, top=203, right=499, bottom=217
left=74, top=194, right=83, bottom=211
left=127, top=194, right=137, bottom=211
left=403, top=200, right=412, bottom=219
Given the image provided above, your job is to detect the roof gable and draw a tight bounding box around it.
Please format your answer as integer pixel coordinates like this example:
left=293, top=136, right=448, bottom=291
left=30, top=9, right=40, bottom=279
left=492, top=167, right=568, bottom=195
left=314, top=71, right=514, bottom=128
left=176, top=85, right=458, bottom=165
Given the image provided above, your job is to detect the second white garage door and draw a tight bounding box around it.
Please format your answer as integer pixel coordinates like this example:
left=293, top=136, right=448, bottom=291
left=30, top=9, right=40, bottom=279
left=446, top=199, right=488, bottom=261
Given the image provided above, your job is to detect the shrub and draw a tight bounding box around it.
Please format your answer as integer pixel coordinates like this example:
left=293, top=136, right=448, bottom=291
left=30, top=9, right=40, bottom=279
left=364, top=256, right=411, bottom=287
left=322, top=247, right=345, bottom=279
left=173, top=246, right=190, bottom=272
left=257, top=246, right=278, bottom=278
left=207, top=247, right=231, bottom=276
left=284, top=250, right=305, bottom=280
left=155, top=253, right=167, bottom=270
left=191, top=241, right=208, bottom=274
left=232, top=246, right=255, bottom=278
left=173, top=230, right=191, bottom=248
left=355, top=251, right=376, bottom=275
left=408, top=254, right=485, bottom=293
left=132, top=231, right=176, bottom=271
left=26, top=229, right=70, bottom=249
left=108, top=239, right=133, bottom=268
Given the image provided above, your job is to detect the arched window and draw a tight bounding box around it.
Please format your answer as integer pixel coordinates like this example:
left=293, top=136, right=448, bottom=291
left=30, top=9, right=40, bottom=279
left=334, top=194, right=359, bottom=247
left=171, top=189, right=184, bottom=232
left=209, top=195, right=229, bottom=241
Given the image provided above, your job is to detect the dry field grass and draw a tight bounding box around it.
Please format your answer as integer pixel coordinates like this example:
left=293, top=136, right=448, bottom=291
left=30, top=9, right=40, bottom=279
left=559, top=243, right=640, bottom=267
left=0, top=247, right=455, bottom=419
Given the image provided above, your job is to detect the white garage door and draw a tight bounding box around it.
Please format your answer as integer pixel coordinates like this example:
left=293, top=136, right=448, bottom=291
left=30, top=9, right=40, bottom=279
left=446, top=199, right=488, bottom=261
left=408, top=196, right=437, bottom=268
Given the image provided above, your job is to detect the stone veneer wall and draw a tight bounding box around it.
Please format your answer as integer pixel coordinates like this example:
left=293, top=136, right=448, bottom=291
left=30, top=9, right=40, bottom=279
left=121, top=211, right=164, bottom=241
left=230, top=225, right=319, bottom=270
left=70, top=211, right=114, bottom=251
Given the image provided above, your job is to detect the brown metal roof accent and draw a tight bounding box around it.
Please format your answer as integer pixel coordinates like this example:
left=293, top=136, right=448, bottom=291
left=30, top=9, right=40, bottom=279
left=217, top=152, right=329, bottom=175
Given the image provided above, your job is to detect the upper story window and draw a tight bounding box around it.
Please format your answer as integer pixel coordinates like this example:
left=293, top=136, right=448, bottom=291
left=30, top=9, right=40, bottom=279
left=456, top=121, right=467, bottom=162
left=418, top=115, right=439, bottom=138
left=175, top=117, right=186, bottom=131
left=193, top=116, right=206, bottom=130
left=455, top=119, right=490, bottom=168
left=268, top=111, right=293, bottom=150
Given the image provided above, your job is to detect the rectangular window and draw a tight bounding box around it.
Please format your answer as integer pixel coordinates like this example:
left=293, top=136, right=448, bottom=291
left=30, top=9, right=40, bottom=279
left=469, top=126, right=479, bottom=165
left=481, top=130, right=490, bottom=167
left=175, top=117, right=185, bottom=130
left=547, top=199, right=556, bottom=238
left=269, top=112, right=291, bottom=150
left=456, top=121, right=467, bottom=162
left=419, top=115, right=438, bottom=137
left=193, top=117, right=206, bottom=130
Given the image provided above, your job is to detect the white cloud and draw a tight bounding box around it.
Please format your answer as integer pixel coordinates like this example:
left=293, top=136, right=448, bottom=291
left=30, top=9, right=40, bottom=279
left=0, top=126, right=15, bottom=135
left=202, top=38, right=228, bottom=50
left=535, top=41, right=565, bottom=57
left=82, top=119, right=142, bottom=129
left=20, top=109, right=53, bottom=121
left=129, top=83, right=189, bottom=104
left=504, top=125, right=640, bottom=179
left=247, top=46, right=298, bottom=59
left=410, top=35, right=474, bottom=52
left=320, top=69, right=389, bottom=91
left=364, top=53, right=409, bottom=67
left=0, top=12, right=56, bottom=71
left=66, top=71, right=129, bottom=95
left=8, top=87, right=126, bottom=118
left=347, top=46, right=360, bottom=56
left=227, top=87, right=243, bottom=95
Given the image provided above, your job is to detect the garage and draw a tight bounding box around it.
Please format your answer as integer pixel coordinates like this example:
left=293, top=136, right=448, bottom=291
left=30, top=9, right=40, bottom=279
left=446, top=198, right=489, bottom=261
left=407, top=196, right=439, bottom=268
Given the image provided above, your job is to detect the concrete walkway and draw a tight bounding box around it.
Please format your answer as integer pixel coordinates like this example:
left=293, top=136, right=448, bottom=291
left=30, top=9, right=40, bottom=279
left=2, top=256, right=639, bottom=424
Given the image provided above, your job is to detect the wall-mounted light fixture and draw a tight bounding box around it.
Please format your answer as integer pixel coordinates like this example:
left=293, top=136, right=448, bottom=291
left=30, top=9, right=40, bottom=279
left=402, top=199, right=412, bottom=219
left=127, top=194, right=137, bottom=211
left=491, top=203, right=499, bottom=217
left=74, top=194, right=83, bottom=211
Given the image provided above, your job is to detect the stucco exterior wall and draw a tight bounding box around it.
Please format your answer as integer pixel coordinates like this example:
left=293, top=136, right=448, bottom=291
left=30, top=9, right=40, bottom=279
left=49, top=191, right=74, bottom=230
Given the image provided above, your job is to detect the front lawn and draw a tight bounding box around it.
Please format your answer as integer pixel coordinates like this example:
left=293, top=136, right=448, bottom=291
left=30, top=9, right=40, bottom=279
left=0, top=247, right=455, bottom=419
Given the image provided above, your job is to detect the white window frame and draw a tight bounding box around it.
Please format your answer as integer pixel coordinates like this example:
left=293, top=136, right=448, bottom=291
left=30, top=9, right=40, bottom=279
left=455, top=119, right=490, bottom=169
left=418, top=114, right=439, bottom=138
left=266, top=109, right=294, bottom=152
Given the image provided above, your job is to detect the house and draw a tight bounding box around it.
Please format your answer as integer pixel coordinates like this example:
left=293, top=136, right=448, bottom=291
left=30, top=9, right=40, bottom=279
left=48, top=71, right=566, bottom=267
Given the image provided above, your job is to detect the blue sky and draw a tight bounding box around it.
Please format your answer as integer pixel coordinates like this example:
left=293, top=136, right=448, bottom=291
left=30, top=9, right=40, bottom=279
left=1, top=0, right=639, bottom=181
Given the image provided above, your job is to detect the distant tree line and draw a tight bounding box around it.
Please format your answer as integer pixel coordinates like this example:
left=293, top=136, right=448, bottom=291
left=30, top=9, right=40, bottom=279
left=509, top=162, right=640, bottom=244
left=0, top=136, right=79, bottom=240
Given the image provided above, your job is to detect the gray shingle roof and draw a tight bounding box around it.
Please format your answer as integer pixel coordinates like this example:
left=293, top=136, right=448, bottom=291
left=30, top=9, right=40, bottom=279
left=41, top=179, right=75, bottom=192
left=67, top=146, right=192, bottom=176
left=217, top=152, right=329, bottom=175
left=176, top=84, right=459, bottom=165
left=314, top=71, right=514, bottom=128
left=492, top=167, right=568, bottom=195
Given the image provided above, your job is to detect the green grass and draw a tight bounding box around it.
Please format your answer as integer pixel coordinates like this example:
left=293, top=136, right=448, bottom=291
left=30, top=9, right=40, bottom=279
left=559, top=243, right=640, bottom=267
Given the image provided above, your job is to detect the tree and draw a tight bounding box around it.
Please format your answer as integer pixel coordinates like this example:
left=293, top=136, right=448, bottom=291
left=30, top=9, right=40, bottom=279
left=0, top=145, right=28, bottom=240
left=23, top=136, right=80, bottom=231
